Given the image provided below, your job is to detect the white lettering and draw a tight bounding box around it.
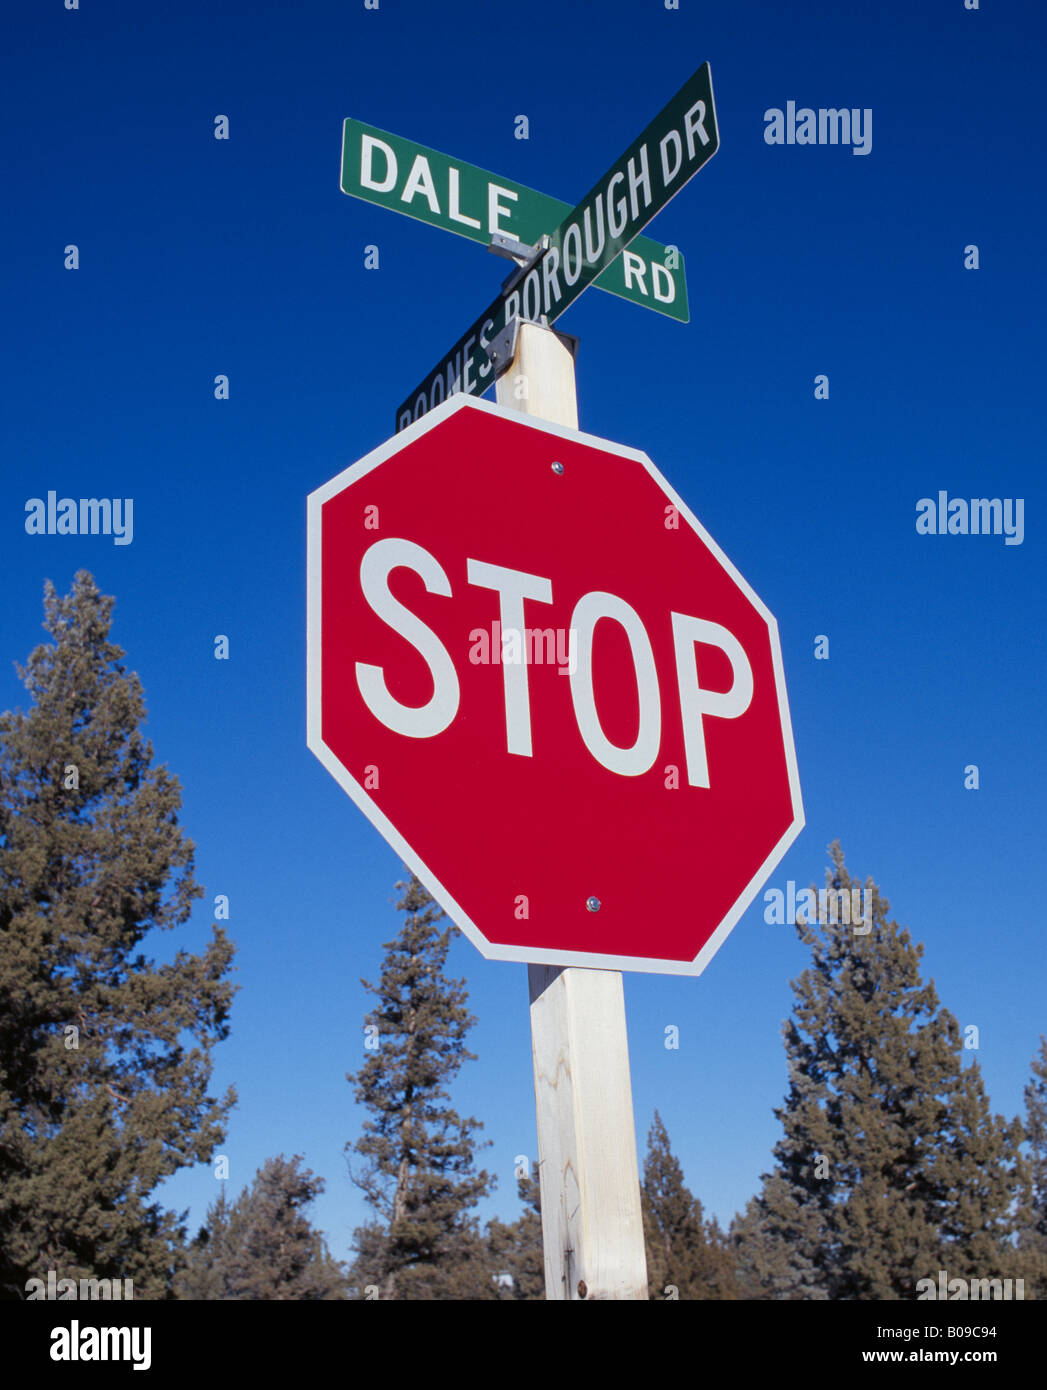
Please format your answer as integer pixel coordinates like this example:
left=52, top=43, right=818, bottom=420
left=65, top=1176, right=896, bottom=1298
left=651, top=262, right=675, bottom=303
left=683, top=98, right=711, bottom=156
left=605, top=171, right=628, bottom=240
left=450, top=168, right=481, bottom=227
left=569, top=592, right=660, bottom=776
left=541, top=245, right=562, bottom=312
left=522, top=268, right=541, bottom=321
left=400, top=154, right=441, bottom=213
left=562, top=222, right=583, bottom=284
left=487, top=183, right=519, bottom=234
left=356, top=539, right=460, bottom=738
left=466, top=560, right=554, bottom=756
left=659, top=128, right=683, bottom=184
left=622, top=250, right=648, bottom=295
left=671, top=613, right=753, bottom=788
left=626, top=145, right=652, bottom=219
left=478, top=318, right=495, bottom=379
left=447, top=168, right=481, bottom=228
left=360, top=134, right=397, bottom=192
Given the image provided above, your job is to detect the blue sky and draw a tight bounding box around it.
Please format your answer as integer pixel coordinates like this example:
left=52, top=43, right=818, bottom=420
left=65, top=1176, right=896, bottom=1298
left=2, top=0, right=1044, bottom=1263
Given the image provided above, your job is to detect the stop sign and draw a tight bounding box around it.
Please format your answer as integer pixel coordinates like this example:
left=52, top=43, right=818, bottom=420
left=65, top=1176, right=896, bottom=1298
left=307, top=396, right=803, bottom=975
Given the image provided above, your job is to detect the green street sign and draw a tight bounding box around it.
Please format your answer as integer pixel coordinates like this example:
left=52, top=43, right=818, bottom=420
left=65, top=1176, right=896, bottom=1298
left=341, top=120, right=688, bottom=324
left=395, top=62, right=719, bottom=433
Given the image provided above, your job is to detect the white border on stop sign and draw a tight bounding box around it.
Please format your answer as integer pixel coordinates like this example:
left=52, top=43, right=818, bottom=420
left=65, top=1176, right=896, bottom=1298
left=306, top=394, right=804, bottom=977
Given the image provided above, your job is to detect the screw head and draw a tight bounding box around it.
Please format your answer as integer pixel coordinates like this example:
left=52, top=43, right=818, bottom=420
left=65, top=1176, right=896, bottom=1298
left=577, top=1280, right=588, bottom=1299
left=551, top=461, right=564, bottom=475
left=586, top=896, right=601, bottom=913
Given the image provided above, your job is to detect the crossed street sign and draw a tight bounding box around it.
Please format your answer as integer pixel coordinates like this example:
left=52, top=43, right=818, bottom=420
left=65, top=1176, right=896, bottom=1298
left=341, top=121, right=689, bottom=322
left=392, top=62, right=718, bottom=432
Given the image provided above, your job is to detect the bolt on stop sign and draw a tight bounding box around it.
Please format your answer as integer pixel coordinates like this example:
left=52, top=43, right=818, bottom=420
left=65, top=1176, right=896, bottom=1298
left=307, top=396, right=803, bottom=975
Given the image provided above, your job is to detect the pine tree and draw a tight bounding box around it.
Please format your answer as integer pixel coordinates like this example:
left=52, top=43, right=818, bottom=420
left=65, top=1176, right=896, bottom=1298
left=177, top=1155, right=347, bottom=1300
left=1023, top=1038, right=1047, bottom=1245
left=486, top=1165, right=545, bottom=1300
left=1015, top=1037, right=1047, bottom=1295
left=642, top=1112, right=740, bottom=1299
left=735, top=843, right=1025, bottom=1300
left=731, top=1191, right=823, bottom=1300
left=175, top=1189, right=232, bottom=1302
left=0, top=572, right=236, bottom=1300
left=346, top=875, right=494, bottom=1299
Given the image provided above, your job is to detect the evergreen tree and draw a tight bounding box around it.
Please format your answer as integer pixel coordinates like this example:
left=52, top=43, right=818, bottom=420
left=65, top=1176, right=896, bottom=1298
left=175, top=1188, right=232, bottom=1302
left=731, top=1191, right=823, bottom=1300
left=0, top=572, right=235, bottom=1300
left=734, top=843, right=1025, bottom=1300
left=346, top=875, right=494, bottom=1299
left=1015, top=1037, right=1047, bottom=1295
left=642, top=1112, right=740, bottom=1299
left=177, top=1155, right=347, bottom=1300
left=1023, top=1038, right=1047, bottom=1245
left=486, top=1166, right=545, bottom=1300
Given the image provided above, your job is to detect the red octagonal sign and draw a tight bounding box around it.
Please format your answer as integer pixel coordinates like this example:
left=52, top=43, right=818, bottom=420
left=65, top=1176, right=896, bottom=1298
left=307, top=396, right=803, bottom=976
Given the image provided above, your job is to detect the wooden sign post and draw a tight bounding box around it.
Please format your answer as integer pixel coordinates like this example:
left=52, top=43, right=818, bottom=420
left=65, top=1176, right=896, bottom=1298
left=495, top=321, right=649, bottom=1301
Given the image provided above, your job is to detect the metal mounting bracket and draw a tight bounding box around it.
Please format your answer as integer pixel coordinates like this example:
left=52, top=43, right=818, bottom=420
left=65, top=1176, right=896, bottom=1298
left=483, top=315, right=580, bottom=380
left=489, top=233, right=550, bottom=294
left=483, top=316, right=522, bottom=379
left=488, top=231, right=539, bottom=264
